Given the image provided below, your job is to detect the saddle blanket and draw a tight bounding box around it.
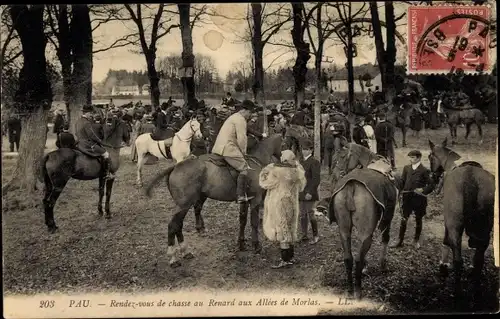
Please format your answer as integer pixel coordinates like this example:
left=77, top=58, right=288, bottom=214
left=332, top=168, right=398, bottom=231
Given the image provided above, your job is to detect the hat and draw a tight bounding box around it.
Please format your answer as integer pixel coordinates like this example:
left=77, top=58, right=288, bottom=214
left=407, top=150, right=422, bottom=157
left=240, top=100, right=256, bottom=111
left=422, top=97, right=428, bottom=101
left=81, top=104, right=93, bottom=113
left=300, top=138, right=314, bottom=150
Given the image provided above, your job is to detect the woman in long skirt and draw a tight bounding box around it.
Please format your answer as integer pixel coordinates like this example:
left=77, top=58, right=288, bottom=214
left=363, top=115, right=377, bottom=153
left=130, top=115, right=143, bottom=162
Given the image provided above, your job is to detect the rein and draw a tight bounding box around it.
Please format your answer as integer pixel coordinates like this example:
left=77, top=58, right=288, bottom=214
left=174, top=119, right=199, bottom=142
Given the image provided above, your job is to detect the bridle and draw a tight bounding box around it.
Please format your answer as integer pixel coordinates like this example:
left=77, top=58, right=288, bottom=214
left=175, top=119, right=201, bottom=142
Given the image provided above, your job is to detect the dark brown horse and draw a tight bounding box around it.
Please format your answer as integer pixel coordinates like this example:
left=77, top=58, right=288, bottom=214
left=39, top=118, right=130, bottom=233
left=386, top=103, right=416, bottom=147
left=428, top=138, right=494, bottom=297
left=317, top=143, right=400, bottom=299
left=445, top=108, right=486, bottom=145
left=144, top=134, right=285, bottom=268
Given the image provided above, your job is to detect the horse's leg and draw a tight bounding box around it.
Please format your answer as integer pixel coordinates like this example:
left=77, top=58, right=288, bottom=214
left=448, top=225, right=464, bottom=298
left=97, top=176, right=105, bottom=216
left=136, top=151, right=145, bottom=187
left=43, top=175, right=70, bottom=233
left=194, top=196, right=207, bottom=233
left=379, top=215, right=391, bottom=272
left=238, top=202, right=249, bottom=251
left=250, top=200, right=262, bottom=253
left=168, top=207, right=191, bottom=267
left=104, top=177, right=115, bottom=219
left=464, top=123, right=472, bottom=142
left=334, top=193, right=354, bottom=296
left=476, top=122, right=483, bottom=145
left=402, top=126, right=407, bottom=147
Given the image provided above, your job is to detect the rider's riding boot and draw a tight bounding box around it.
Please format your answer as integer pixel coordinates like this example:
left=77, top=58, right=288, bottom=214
left=237, top=173, right=254, bottom=203
left=390, top=220, right=407, bottom=248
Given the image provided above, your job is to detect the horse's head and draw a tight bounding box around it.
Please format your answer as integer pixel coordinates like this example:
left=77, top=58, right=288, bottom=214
left=181, top=118, right=204, bottom=140
left=103, top=119, right=131, bottom=148
left=251, top=134, right=284, bottom=165
left=428, top=138, right=461, bottom=183
left=331, top=142, right=380, bottom=186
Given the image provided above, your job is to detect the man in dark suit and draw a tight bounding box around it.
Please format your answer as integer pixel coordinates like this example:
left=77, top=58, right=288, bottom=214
left=299, top=138, right=321, bottom=245
left=390, top=150, right=435, bottom=249
left=7, top=114, right=21, bottom=152
left=56, top=123, right=76, bottom=149
left=53, top=109, right=65, bottom=135
left=352, top=117, right=369, bottom=148
left=374, top=112, right=397, bottom=169
left=152, top=103, right=171, bottom=140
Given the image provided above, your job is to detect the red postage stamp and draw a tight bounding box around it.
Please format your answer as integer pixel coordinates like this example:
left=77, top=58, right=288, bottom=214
left=407, top=4, right=496, bottom=75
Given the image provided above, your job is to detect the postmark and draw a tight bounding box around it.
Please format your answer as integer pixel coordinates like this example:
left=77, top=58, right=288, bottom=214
left=407, top=4, right=496, bottom=75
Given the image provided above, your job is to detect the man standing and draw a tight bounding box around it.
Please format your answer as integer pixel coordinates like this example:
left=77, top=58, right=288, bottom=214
left=211, top=100, right=257, bottom=203
left=390, top=150, right=435, bottom=249
left=299, top=139, right=321, bottom=245
left=7, top=114, right=21, bottom=152
left=374, top=113, right=397, bottom=169
left=352, top=117, right=369, bottom=148
left=323, top=123, right=344, bottom=175
left=53, top=109, right=65, bottom=135
left=75, top=105, right=113, bottom=179
left=55, top=123, right=76, bottom=149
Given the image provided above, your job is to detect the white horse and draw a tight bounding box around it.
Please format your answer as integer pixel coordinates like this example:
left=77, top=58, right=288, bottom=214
left=135, top=118, right=203, bottom=187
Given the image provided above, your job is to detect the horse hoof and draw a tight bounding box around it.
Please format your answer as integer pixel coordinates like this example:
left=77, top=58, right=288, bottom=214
left=252, top=242, right=262, bottom=254
left=238, top=241, right=246, bottom=251
left=98, top=209, right=104, bottom=216
left=183, top=252, right=195, bottom=260
left=170, top=260, right=182, bottom=268
left=354, top=291, right=362, bottom=300
left=48, top=226, right=58, bottom=234
left=137, top=183, right=143, bottom=188
left=105, top=214, right=112, bottom=220
left=196, top=227, right=206, bottom=234
left=439, top=263, right=449, bottom=277
left=380, top=261, right=388, bottom=272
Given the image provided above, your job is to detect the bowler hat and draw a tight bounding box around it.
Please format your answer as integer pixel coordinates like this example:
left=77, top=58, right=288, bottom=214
left=240, top=100, right=256, bottom=111
left=407, top=150, right=422, bottom=157
left=81, top=104, right=93, bottom=113
left=300, top=138, right=314, bottom=150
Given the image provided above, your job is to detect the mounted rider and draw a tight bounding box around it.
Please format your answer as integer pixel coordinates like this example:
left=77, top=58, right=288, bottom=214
left=75, top=104, right=113, bottom=179
left=211, top=99, right=258, bottom=203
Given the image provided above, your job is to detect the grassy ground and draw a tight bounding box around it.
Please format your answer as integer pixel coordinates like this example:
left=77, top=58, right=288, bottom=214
left=2, top=124, right=498, bottom=314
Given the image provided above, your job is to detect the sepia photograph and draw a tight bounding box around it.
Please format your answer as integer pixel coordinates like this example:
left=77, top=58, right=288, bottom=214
left=1, top=1, right=498, bottom=317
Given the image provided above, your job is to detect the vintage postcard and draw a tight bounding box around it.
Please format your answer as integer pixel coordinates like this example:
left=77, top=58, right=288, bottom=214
left=2, top=1, right=498, bottom=317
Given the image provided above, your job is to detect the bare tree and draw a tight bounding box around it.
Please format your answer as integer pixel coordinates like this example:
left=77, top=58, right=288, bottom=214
left=3, top=5, right=52, bottom=194
left=290, top=3, right=311, bottom=108
left=46, top=4, right=136, bottom=132
left=370, top=1, right=405, bottom=102
left=249, top=3, right=292, bottom=134
left=120, top=4, right=180, bottom=107
left=329, top=2, right=369, bottom=111
left=0, top=8, right=22, bottom=70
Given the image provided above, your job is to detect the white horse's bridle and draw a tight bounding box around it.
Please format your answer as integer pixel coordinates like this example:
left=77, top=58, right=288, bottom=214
left=175, top=119, right=201, bottom=142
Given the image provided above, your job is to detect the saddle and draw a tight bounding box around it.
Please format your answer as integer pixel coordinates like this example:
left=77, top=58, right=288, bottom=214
left=199, top=154, right=260, bottom=180
left=458, top=161, right=483, bottom=169
left=367, top=158, right=395, bottom=180
left=75, top=146, right=103, bottom=162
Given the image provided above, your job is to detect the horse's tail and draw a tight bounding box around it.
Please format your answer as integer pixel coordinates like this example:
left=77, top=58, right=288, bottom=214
left=38, top=154, right=50, bottom=184
left=144, top=165, right=175, bottom=198
left=345, top=181, right=356, bottom=212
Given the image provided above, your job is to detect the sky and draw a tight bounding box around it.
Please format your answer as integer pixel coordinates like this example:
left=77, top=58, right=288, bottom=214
left=91, top=3, right=411, bottom=83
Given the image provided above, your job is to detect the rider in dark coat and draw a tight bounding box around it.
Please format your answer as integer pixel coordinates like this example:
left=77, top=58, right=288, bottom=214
left=75, top=105, right=113, bottom=179
left=352, top=118, right=369, bottom=148
left=56, top=123, right=76, bottom=149
left=152, top=103, right=171, bottom=140
left=374, top=113, right=397, bottom=169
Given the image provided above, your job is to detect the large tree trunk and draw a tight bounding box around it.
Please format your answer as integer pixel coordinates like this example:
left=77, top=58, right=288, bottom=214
left=384, top=1, right=397, bottom=102
left=145, top=52, right=160, bottom=107
left=54, top=5, right=73, bottom=121
left=178, top=4, right=196, bottom=110
left=369, top=1, right=386, bottom=96
left=346, top=26, right=355, bottom=114
left=314, top=52, right=323, bottom=161
left=4, top=5, right=52, bottom=194
left=69, top=5, right=93, bottom=133
left=251, top=3, right=268, bottom=134
left=291, top=3, right=310, bottom=109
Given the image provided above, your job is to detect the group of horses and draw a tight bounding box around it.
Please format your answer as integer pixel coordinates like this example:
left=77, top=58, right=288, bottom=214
left=37, top=103, right=494, bottom=303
